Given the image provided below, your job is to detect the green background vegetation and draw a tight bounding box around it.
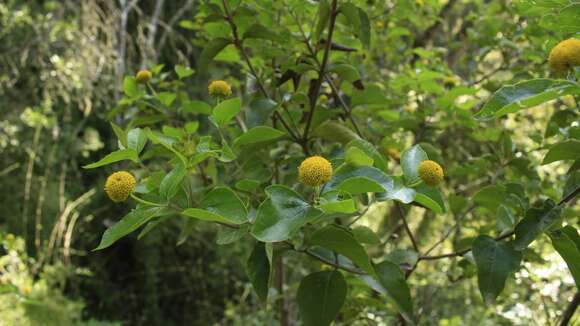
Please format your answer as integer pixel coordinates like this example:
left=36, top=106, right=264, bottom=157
left=0, top=0, right=578, bottom=325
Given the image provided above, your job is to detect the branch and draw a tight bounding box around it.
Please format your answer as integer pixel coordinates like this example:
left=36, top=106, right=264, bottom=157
left=302, top=0, right=338, bottom=143
left=222, top=0, right=300, bottom=142
left=397, top=202, right=420, bottom=253
left=419, top=186, right=580, bottom=261
left=560, top=292, right=580, bottom=326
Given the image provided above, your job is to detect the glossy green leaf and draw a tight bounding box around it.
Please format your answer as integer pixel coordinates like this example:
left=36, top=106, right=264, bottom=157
left=345, top=146, right=374, bottom=167
left=246, top=98, right=278, bottom=128
left=329, top=63, right=361, bottom=82
left=127, top=128, right=147, bottom=154
left=157, top=92, right=176, bottom=107
left=309, top=225, right=374, bottom=275
left=182, top=187, right=247, bottom=224
left=375, top=261, right=414, bottom=323
left=327, top=166, right=415, bottom=203
left=297, top=270, right=346, bottom=326
left=123, top=76, right=140, bottom=97
left=233, top=126, right=285, bottom=147
left=549, top=226, right=580, bottom=289
left=198, top=37, right=231, bottom=72
left=474, top=79, right=580, bottom=120
left=313, top=121, right=360, bottom=145
left=472, top=235, right=521, bottom=304
left=175, top=65, right=194, bottom=79
left=251, top=185, right=323, bottom=242
left=514, top=199, right=564, bottom=250
left=159, top=164, right=186, bottom=201
left=83, top=149, right=139, bottom=169
left=94, top=206, right=170, bottom=250
left=401, top=144, right=428, bottom=184
left=414, top=185, right=445, bottom=214
left=111, top=122, right=127, bottom=148
left=352, top=226, right=380, bottom=245
left=211, top=97, right=241, bottom=127
left=542, top=140, right=580, bottom=165
left=346, top=139, right=389, bottom=172
left=216, top=224, right=249, bottom=245
left=246, top=242, right=270, bottom=301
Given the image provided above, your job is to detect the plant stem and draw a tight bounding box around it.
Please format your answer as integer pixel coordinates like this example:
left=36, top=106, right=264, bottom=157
left=302, top=0, right=338, bottom=144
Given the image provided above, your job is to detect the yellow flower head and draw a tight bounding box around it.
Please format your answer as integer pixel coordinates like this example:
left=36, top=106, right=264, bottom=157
left=418, top=160, right=444, bottom=186
left=104, top=171, right=136, bottom=202
left=298, top=156, right=333, bottom=187
left=208, top=80, right=232, bottom=98
left=548, top=38, right=580, bottom=75
left=136, top=69, right=152, bottom=84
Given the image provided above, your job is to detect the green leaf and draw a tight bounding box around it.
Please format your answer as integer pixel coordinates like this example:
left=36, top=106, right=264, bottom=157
left=313, top=121, right=360, bottom=145
left=111, top=122, right=127, bottom=148
left=243, top=23, right=282, bottom=43
left=542, top=140, right=580, bottom=165
left=182, top=187, right=247, bottom=224
left=474, top=79, right=580, bottom=120
left=473, top=185, right=507, bottom=211
left=246, top=242, right=270, bottom=302
left=127, top=128, right=147, bottom=154
left=146, top=129, right=188, bottom=166
left=83, top=149, right=138, bottom=169
left=386, top=249, right=419, bottom=268
left=94, top=206, right=170, bottom=250
left=211, top=97, right=241, bottom=127
left=346, top=139, right=389, bottom=172
left=297, top=270, right=347, bottom=326
left=251, top=186, right=323, bottom=242
left=374, top=261, right=414, bottom=323
left=309, top=225, right=374, bottom=275
left=329, top=64, right=361, bottom=82
left=345, top=146, right=374, bottom=167
left=352, top=226, right=380, bottom=245
left=157, top=92, right=177, bottom=107
left=472, top=235, right=522, bottom=304
left=246, top=98, right=279, bottom=128
left=175, top=65, right=194, bottom=79
left=233, top=126, right=285, bottom=147
left=216, top=224, right=249, bottom=245
left=198, top=38, right=231, bottom=72
left=549, top=226, right=580, bottom=289
left=357, top=7, right=371, bottom=49
left=318, top=191, right=357, bottom=214
left=159, top=164, right=186, bottom=201
left=514, top=199, right=564, bottom=250
left=327, top=166, right=415, bottom=203
left=497, top=205, right=516, bottom=235
left=182, top=100, right=212, bottom=115
left=314, top=0, right=330, bottom=41
left=401, top=144, right=428, bottom=184
left=414, top=185, right=445, bottom=214
left=123, top=76, right=140, bottom=98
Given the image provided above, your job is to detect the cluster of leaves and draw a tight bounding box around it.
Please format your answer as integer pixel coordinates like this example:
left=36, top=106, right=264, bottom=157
left=83, top=0, right=579, bottom=324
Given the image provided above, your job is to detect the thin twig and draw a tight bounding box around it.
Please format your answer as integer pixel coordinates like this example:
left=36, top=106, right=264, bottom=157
left=397, top=202, right=420, bottom=253
left=559, top=292, right=580, bottom=326
left=302, top=0, right=338, bottom=143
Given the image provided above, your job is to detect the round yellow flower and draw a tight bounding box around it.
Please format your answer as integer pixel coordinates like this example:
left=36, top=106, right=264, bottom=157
left=208, top=80, right=232, bottom=98
left=298, top=156, right=333, bottom=187
left=104, top=171, right=136, bottom=203
left=136, top=69, right=152, bottom=84
left=548, top=38, right=580, bottom=75
left=418, top=160, right=444, bottom=186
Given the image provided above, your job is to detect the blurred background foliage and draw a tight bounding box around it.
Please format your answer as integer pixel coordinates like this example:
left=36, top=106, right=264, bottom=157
left=0, top=0, right=578, bottom=325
